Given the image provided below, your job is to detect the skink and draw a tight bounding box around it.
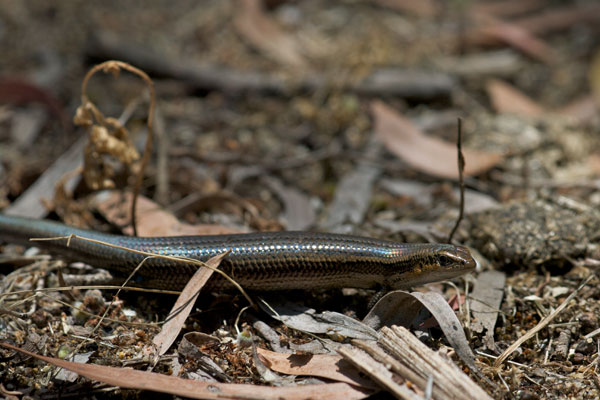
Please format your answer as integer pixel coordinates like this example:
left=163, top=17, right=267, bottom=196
left=0, top=214, right=475, bottom=291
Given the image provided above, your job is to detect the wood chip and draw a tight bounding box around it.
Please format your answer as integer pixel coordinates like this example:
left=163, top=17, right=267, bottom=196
left=470, top=270, right=506, bottom=351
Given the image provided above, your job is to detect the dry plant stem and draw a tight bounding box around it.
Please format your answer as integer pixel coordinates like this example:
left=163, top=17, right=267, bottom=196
left=448, top=117, right=465, bottom=243
left=0, top=286, right=181, bottom=299
left=153, top=105, right=169, bottom=206
left=80, top=60, right=155, bottom=237
left=494, top=274, right=595, bottom=367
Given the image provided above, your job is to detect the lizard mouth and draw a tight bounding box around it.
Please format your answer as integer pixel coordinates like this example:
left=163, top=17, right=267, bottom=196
left=451, top=246, right=477, bottom=272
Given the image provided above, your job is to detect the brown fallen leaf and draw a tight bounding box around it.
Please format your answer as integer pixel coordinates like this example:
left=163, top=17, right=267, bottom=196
left=371, top=101, right=503, bottom=179
left=557, top=95, right=598, bottom=125
left=152, top=252, right=227, bottom=356
left=466, top=4, right=600, bottom=46
left=474, top=13, right=558, bottom=64
left=93, top=191, right=243, bottom=236
left=257, top=347, right=375, bottom=388
left=512, top=4, right=600, bottom=36
left=233, top=0, right=308, bottom=68
left=0, top=342, right=371, bottom=400
left=263, top=176, right=316, bottom=231
left=488, top=79, right=599, bottom=124
left=486, top=78, right=545, bottom=117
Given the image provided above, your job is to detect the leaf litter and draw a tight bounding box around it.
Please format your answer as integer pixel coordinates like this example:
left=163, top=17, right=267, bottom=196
left=2, top=1, right=600, bottom=399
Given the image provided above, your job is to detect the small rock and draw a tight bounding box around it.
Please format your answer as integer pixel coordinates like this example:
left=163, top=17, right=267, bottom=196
left=574, top=338, right=595, bottom=355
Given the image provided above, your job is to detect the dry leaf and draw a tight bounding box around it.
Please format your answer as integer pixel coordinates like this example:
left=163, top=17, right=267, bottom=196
left=263, top=177, right=316, bottom=231
left=93, top=191, right=243, bottom=236
left=486, top=78, right=545, bottom=117
left=0, top=342, right=371, bottom=400
left=363, top=290, right=478, bottom=373
left=152, top=252, right=227, bottom=355
left=322, top=138, right=381, bottom=229
left=512, top=4, right=600, bottom=36
left=558, top=95, right=598, bottom=124
left=371, top=101, right=503, bottom=179
left=256, top=348, right=375, bottom=388
left=476, top=15, right=558, bottom=64
left=233, top=0, right=308, bottom=68
left=261, top=302, right=378, bottom=341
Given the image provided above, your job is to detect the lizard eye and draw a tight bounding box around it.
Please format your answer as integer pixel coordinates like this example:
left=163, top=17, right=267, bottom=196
left=438, top=255, right=454, bottom=267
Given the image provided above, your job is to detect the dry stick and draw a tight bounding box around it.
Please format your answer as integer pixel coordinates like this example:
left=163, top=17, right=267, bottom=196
left=448, top=117, right=465, bottom=243
left=0, top=285, right=179, bottom=299
left=494, top=274, right=595, bottom=367
left=337, top=346, right=422, bottom=400
left=0, top=285, right=180, bottom=312
left=154, top=105, right=169, bottom=206
left=89, top=30, right=455, bottom=99
left=79, top=60, right=156, bottom=237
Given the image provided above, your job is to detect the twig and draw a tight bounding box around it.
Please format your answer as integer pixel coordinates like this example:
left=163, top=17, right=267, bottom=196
left=88, top=30, right=456, bottom=100
left=448, top=117, right=465, bottom=243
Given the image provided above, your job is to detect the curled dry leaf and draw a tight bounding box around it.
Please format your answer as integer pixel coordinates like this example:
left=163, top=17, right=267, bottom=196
left=363, top=290, right=478, bottom=373
left=371, top=101, right=503, bottom=179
